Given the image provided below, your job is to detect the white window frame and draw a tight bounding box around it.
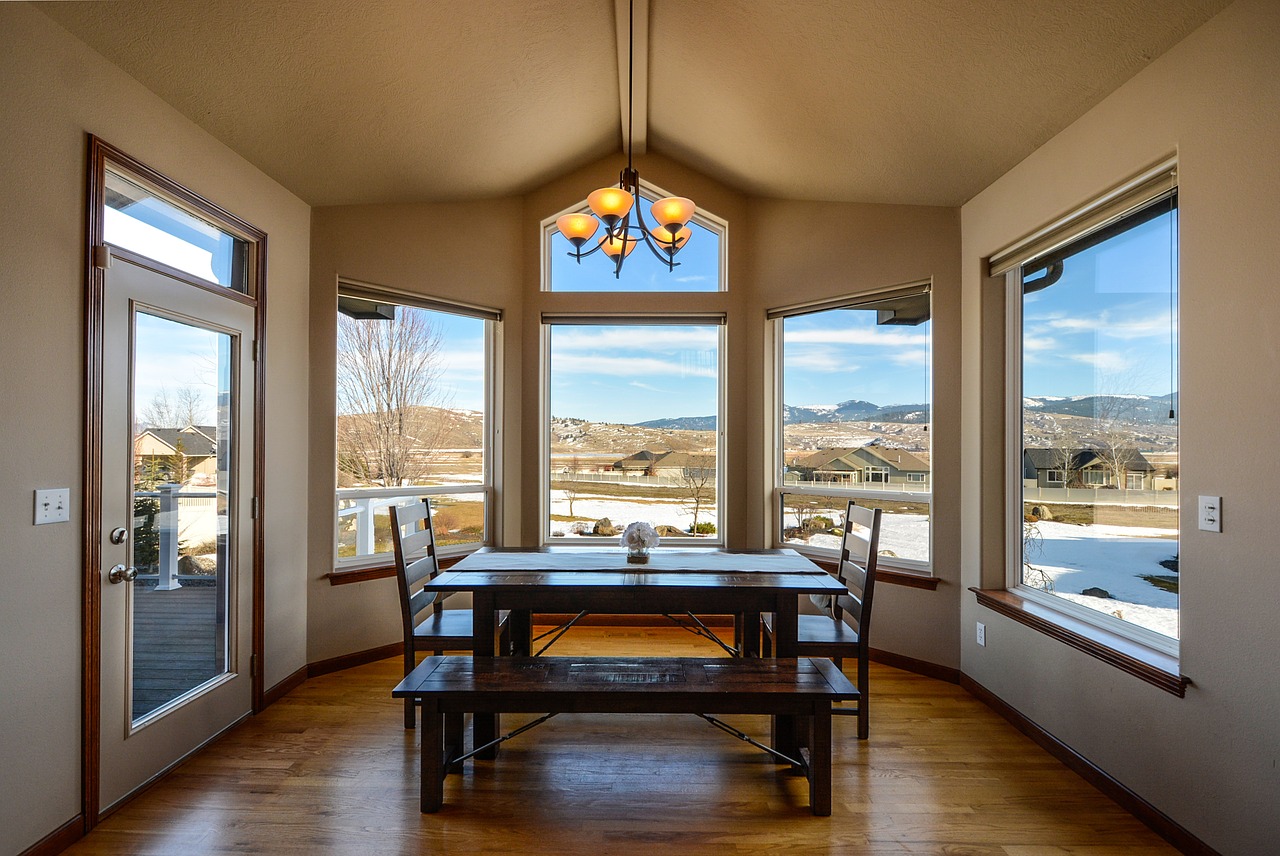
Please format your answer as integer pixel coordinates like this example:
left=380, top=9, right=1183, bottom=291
left=540, top=177, right=729, bottom=293
left=770, top=283, right=933, bottom=575
left=539, top=315, right=727, bottom=546
left=907, top=472, right=928, bottom=484
left=1126, top=472, right=1144, bottom=490
left=864, top=466, right=890, bottom=484
left=1002, top=169, right=1179, bottom=659
left=1045, top=469, right=1065, bottom=484
left=1082, top=469, right=1107, bottom=486
left=333, top=281, right=500, bottom=569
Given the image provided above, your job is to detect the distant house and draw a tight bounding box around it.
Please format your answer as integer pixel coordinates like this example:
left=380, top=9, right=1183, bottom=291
left=134, top=425, right=218, bottom=483
left=790, top=444, right=929, bottom=488
left=612, top=450, right=714, bottom=480
left=1022, top=447, right=1155, bottom=489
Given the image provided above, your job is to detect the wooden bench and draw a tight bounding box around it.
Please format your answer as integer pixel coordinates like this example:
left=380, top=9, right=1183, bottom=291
left=392, top=655, right=857, bottom=815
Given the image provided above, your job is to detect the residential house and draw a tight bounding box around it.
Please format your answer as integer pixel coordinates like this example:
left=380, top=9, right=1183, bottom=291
left=792, top=445, right=930, bottom=488
left=133, top=425, right=218, bottom=484
left=612, top=450, right=714, bottom=481
left=1022, top=447, right=1156, bottom=490
left=3, top=2, right=1277, bottom=854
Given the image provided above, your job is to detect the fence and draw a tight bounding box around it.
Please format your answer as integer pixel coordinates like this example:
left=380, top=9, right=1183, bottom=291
left=1021, top=484, right=1179, bottom=507
left=335, top=485, right=487, bottom=566
left=134, top=486, right=219, bottom=590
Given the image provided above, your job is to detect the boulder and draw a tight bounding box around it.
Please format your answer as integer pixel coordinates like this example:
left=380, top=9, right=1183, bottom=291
left=1081, top=586, right=1112, bottom=599
left=178, top=554, right=217, bottom=575
left=655, top=525, right=684, bottom=537
left=1029, top=505, right=1054, bottom=521
left=592, top=518, right=618, bottom=536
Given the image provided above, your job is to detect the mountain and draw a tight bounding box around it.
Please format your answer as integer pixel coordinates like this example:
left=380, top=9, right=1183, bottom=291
left=1023, top=394, right=1177, bottom=425
left=635, top=415, right=717, bottom=430
left=782, top=399, right=927, bottom=424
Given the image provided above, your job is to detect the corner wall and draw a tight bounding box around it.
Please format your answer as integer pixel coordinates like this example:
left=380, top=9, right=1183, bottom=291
left=959, top=1, right=1280, bottom=851
left=0, top=5, right=312, bottom=852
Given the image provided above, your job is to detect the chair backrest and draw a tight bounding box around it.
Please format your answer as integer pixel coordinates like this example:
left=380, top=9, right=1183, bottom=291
left=832, top=500, right=883, bottom=651
left=389, top=500, right=445, bottom=637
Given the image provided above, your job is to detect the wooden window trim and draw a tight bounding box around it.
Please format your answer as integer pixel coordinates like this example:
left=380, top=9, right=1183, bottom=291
left=970, top=587, right=1188, bottom=697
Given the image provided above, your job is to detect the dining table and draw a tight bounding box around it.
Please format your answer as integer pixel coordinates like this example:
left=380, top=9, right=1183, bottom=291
left=423, top=546, right=845, bottom=754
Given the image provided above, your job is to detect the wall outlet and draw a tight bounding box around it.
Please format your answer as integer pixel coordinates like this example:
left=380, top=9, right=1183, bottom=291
left=976, top=622, right=986, bottom=647
left=34, top=488, right=70, bottom=525
left=1198, top=495, right=1222, bottom=532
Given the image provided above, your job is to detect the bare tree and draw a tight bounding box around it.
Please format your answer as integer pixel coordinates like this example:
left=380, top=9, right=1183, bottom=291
left=559, top=455, right=583, bottom=518
left=336, top=310, right=452, bottom=486
left=140, top=387, right=207, bottom=429
left=678, top=454, right=716, bottom=534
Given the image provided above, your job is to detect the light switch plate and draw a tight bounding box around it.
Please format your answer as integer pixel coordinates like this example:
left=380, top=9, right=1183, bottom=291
left=976, top=622, right=986, bottom=647
left=1198, top=495, right=1222, bottom=532
left=34, top=488, right=70, bottom=525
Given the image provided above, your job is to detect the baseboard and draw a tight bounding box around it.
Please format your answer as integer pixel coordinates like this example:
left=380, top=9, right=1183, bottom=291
left=869, top=647, right=960, bottom=683
left=18, top=815, right=83, bottom=856
left=261, top=664, right=308, bottom=708
left=959, top=674, right=1219, bottom=856
left=308, top=642, right=401, bottom=678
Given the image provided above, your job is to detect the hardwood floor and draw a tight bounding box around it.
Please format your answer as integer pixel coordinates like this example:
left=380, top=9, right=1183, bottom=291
left=68, top=626, right=1176, bottom=855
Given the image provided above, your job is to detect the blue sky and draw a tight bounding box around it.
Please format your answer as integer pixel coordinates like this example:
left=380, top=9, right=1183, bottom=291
left=1022, top=209, right=1177, bottom=399
left=783, top=312, right=931, bottom=409
left=550, top=209, right=719, bottom=292
left=133, top=312, right=225, bottom=425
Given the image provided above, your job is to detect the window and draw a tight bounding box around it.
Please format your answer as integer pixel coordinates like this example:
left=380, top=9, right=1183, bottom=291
left=104, top=168, right=252, bottom=291
left=334, top=284, right=497, bottom=567
left=1008, top=183, right=1178, bottom=649
left=773, top=285, right=932, bottom=572
left=544, top=319, right=723, bottom=542
left=1046, top=469, right=1065, bottom=484
left=544, top=182, right=726, bottom=292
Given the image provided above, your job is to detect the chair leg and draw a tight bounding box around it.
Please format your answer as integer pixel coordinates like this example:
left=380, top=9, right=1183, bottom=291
left=857, top=654, right=869, bottom=740
left=760, top=626, right=772, bottom=658
left=404, top=645, right=417, bottom=729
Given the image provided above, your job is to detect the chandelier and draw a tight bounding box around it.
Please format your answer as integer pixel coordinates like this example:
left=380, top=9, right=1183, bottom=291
left=555, top=0, right=696, bottom=278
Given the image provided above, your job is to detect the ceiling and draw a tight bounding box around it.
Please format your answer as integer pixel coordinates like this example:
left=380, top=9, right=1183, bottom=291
left=39, top=0, right=1231, bottom=207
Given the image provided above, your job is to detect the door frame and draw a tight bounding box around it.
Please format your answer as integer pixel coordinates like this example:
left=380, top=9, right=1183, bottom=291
left=82, top=135, right=269, bottom=826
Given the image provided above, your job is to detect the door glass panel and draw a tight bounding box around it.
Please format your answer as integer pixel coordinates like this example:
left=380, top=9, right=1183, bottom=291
left=131, top=311, right=234, bottom=723
left=105, top=168, right=250, bottom=291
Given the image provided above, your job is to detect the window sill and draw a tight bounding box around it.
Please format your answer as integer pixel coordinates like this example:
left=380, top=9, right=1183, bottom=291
left=970, top=587, right=1189, bottom=697
left=811, top=557, right=940, bottom=590
left=327, top=554, right=465, bottom=586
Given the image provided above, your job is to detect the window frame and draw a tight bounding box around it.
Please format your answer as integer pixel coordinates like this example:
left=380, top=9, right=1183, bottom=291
left=770, top=283, right=934, bottom=576
left=540, top=177, right=730, bottom=293
left=539, top=314, right=728, bottom=547
left=1002, top=181, right=1180, bottom=661
left=332, top=281, right=500, bottom=571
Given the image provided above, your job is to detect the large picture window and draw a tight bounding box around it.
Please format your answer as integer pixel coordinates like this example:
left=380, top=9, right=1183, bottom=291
left=1009, top=186, right=1179, bottom=648
left=773, top=285, right=932, bottom=571
left=334, top=285, right=497, bottom=567
left=544, top=320, right=723, bottom=543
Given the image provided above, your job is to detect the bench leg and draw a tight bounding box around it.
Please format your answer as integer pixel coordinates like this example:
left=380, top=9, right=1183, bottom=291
left=421, top=700, right=444, bottom=813
left=809, top=704, right=832, bottom=816
left=445, top=711, right=465, bottom=774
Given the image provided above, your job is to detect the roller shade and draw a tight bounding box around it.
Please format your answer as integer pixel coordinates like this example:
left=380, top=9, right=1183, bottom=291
left=767, top=281, right=930, bottom=321
left=338, top=279, right=501, bottom=322
left=988, top=157, right=1177, bottom=277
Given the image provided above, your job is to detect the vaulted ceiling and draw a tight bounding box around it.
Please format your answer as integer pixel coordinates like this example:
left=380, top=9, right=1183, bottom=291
left=40, top=0, right=1231, bottom=207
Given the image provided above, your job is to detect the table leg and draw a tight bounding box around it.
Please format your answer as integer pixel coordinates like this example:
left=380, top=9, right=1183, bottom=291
left=421, top=699, right=443, bottom=813
left=444, top=711, right=464, bottom=774
left=740, top=611, right=761, bottom=657
left=472, top=593, right=500, bottom=758
left=509, top=609, right=533, bottom=656
left=771, top=599, right=801, bottom=758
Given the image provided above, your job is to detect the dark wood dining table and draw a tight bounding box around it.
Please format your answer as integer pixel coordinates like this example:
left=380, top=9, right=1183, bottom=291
left=423, top=546, right=845, bottom=754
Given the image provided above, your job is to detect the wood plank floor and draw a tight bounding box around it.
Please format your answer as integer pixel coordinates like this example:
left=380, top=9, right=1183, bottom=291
left=69, top=626, right=1176, bottom=855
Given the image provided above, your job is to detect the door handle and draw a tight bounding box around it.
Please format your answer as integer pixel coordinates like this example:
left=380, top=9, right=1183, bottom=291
left=108, top=564, right=138, bottom=584
left=109, top=527, right=129, bottom=545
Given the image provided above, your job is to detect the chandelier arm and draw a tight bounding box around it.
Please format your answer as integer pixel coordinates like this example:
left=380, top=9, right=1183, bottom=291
left=629, top=183, right=679, bottom=271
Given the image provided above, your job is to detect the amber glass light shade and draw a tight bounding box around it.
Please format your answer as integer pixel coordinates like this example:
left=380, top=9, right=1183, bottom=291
left=555, top=213, right=599, bottom=247
left=650, top=196, right=696, bottom=234
left=599, top=231, right=638, bottom=259
left=587, top=186, right=634, bottom=227
left=649, top=224, right=691, bottom=253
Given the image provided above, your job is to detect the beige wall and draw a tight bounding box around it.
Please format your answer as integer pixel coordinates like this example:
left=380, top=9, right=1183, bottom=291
left=307, top=200, right=525, bottom=662
left=959, top=0, right=1280, bottom=851
left=0, top=5, right=312, bottom=852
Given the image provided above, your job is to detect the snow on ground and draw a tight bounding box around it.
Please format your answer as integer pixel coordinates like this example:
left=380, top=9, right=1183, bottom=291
left=548, top=491, right=1180, bottom=640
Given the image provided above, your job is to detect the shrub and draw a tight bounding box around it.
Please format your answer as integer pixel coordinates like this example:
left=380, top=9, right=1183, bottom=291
left=689, top=522, right=717, bottom=535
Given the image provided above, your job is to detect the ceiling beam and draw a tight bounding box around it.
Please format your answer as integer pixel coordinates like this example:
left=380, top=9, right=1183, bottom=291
left=616, top=0, right=647, bottom=156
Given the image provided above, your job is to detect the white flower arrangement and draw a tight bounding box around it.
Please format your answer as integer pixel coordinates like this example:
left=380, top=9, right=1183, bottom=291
left=620, top=521, right=660, bottom=552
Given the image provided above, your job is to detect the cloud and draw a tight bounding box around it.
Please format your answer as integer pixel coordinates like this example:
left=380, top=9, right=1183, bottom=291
left=785, top=326, right=928, bottom=348
left=553, top=354, right=718, bottom=379
left=785, top=345, right=857, bottom=373
left=552, top=326, right=719, bottom=352
left=1064, top=351, right=1131, bottom=372
left=1026, top=307, right=1174, bottom=341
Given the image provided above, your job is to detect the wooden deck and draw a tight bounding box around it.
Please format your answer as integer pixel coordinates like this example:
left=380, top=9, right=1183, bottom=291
left=131, top=582, right=222, bottom=719
left=71, top=625, right=1178, bottom=855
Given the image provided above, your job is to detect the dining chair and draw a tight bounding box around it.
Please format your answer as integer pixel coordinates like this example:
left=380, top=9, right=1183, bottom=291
left=390, top=499, right=509, bottom=729
left=762, top=500, right=882, bottom=738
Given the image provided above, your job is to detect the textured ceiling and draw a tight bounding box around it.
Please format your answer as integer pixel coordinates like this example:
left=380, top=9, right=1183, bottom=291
left=39, top=0, right=1231, bottom=207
